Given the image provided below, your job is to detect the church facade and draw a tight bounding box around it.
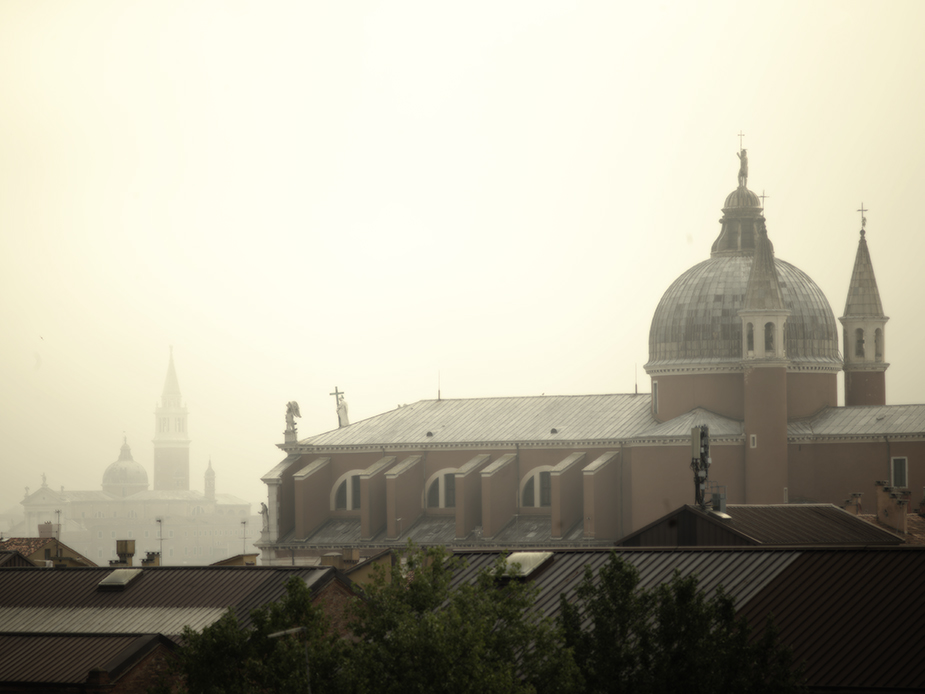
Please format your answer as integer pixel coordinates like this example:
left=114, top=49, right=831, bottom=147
left=258, top=156, right=922, bottom=565
left=18, top=352, right=255, bottom=566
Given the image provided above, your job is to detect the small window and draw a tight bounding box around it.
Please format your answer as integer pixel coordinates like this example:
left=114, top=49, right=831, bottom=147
left=97, top=531, right=103, bottom=539
left=855, top=328, right=865, bottom=358
left=539, top=471, right=552, bottom=507
left=351, top=475, right=361, bottom=510
left=652, top=381, right=659, bottom=415
left=750, top=434, right=757, bottom=449
left=522, top=477, right=535, bottom=507
left=335, top=480, right=348, bottom=510
left=891, top=457, right=908, bottom=488
left=444, top=474, right=456, bottom=508
left=746, top=322, right=754, bottom=352
left=427, top=479, right=440, bottom=508
left=875, top=329, right=883, bottom=361
left=44, top=549, right=51, bottom=560
left=764, top=322, right=775, bottom=352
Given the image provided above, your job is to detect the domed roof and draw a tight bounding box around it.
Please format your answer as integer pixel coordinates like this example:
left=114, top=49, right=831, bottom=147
left=102, top=439, right=149, bottom=490
left=646, top=254, right=841, bottom=370
left=724, top=186, right=762, bottom=209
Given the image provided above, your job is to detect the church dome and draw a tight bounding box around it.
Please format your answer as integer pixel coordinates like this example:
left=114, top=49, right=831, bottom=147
left=724, top=186, right=761, bottom=209
left=102, top=439, right=149, bottom=496
left=646, top=253, right=840, bottom=370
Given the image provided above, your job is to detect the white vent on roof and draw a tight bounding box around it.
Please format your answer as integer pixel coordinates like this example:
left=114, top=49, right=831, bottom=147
left=98, top=568, right=143, bottom=591
left=504, top=551, right=553, bottom=578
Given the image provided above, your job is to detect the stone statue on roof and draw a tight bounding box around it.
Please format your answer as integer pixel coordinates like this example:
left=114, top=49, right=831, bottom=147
left=737, top=149, right=748, bottom=188
left=336, top=394, right=349, bottom=428
left=260, top=502, right=269, bottom=531
left=285, top=401, right=301, bottom=434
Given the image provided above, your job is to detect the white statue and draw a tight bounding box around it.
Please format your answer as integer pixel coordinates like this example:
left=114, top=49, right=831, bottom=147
left=285, top=401, right=301, bottom=433
left=260, top=502, right=269, bottom=531
left=337, top=394, right=349, bottom=428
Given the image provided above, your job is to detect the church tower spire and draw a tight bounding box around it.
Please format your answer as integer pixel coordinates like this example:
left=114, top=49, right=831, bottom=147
left=153, top=347, right=190, bottom=490
left=739, top=222, right=790, bottom=504
left=841, top=212, right=889, bottom=406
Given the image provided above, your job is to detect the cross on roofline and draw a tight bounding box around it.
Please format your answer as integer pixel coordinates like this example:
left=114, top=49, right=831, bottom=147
left=759, top=190, right=770, bottom=207
left=857, top=203, right=868, bottom=233
left=737, top=130, right=745, bottom=151
left=330, top=386, right=344, bottom=399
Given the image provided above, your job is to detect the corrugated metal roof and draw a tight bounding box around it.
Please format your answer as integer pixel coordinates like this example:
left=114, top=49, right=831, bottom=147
left=790, top=404, right=925, bottom=438
left=737, top=548, right=925, bottom=690
left=399, top=516, right=457, bottom=545
left=0, top=566, right=336, bottom=637
left=723, top=504, right=903, bottom=545
left=0, top=634, right=151, bottom=684
left=296, top=394, right=655, bottom=448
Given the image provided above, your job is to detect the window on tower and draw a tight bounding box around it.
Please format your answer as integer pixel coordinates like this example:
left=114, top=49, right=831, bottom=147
left=746, top=323, right=754, bottom=352
left=855, top=328, right=865, bottom=358
left=875, top=329, right=883, bottom=361
left=764, top=322, right=775, bottom=353
left=891, top=457, right=908, bottom=488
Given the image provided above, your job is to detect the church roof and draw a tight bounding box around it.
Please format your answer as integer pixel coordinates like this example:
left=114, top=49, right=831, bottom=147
left=843, top=229, right=885, bottom=318
left=790, top=404, right=925, bottom=438
left=647, top=255, right=840, bottom=369
left=294, top=394, right=655, bottom=449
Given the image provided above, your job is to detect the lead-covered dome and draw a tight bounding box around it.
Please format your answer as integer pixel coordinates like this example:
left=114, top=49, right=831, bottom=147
left=102, top=438, right=149, bottom=497
left=646, top=177, right=841, bottom=372
left=646, top=254, right=840, bottom=369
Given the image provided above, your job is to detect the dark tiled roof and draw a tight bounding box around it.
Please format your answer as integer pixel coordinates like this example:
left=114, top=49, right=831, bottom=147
left=723, top=504, right=903, bottom=545
left=0, top=551, right=36, bottom=568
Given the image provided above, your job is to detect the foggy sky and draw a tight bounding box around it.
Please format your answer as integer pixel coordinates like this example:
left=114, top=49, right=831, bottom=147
left=2, top=1, right=924, bottom=517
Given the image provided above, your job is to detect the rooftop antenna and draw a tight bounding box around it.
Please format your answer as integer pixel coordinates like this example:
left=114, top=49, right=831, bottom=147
left=690, top=425, right=711, bottom=510
left=156, top=518, right=163, bottom=559
left=241, top=520, right=247, bottom=554
left=437, top=370, right=441, bottom=401
left=634, top=363, right=638, bottom=395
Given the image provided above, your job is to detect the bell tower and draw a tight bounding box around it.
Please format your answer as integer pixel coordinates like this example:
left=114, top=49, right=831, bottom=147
left=841, top=211, right=888, bottom=406
left=739, top=220, right=790, bottom=503
left=153, top=348, right=190, bottom=490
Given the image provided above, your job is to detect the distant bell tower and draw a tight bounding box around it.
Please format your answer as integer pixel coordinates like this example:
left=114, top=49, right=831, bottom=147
left=153, top=348, right=190, bottom=490
left=841, top=210, right=888, bottom=406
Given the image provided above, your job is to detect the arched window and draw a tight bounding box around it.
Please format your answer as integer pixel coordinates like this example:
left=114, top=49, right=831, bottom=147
left=746, top=323, right=754, bottom=352
left=875, top=329, right=883, bottom=361
left=332, top=472, right=363, bottom=511
left=764, top=322, right=775, bottom=353
left=855, top=328, right=865, bottom=357
left=520, top=468, right=554, bottom=508
left=425, top=469, right=457, bottom=509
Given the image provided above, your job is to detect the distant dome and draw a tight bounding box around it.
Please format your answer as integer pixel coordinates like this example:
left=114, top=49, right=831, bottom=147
left=102, top=439, right=149, bottom=495
left=724, top=186, right=762, bottom=209
left=647, top=254, right=841, bottom=369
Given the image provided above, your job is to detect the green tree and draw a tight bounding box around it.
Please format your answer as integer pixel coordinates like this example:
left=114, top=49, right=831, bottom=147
left=156, top=575, right=345, bottom=694
left=558, top=552, right=804, bottom=694
left=342, top=543, right=578, bottom=694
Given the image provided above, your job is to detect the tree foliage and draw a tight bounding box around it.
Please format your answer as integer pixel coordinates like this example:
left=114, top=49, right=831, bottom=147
left=156, top=547, right=803, bottom=694
left=558, top=551, right=804, bottom=694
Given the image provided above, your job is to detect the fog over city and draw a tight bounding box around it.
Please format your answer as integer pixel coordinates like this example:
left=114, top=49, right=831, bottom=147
left=2, top=1, right=924, bottom=518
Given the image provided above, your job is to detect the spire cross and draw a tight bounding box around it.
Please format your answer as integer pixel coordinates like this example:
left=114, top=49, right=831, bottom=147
left=857, top=203, right=868, bottom=232
left=759, top=190, right=770, bottom=207
left=737, top=130, right=745, bottom=151
left=330, top=386, right=344, bottom=400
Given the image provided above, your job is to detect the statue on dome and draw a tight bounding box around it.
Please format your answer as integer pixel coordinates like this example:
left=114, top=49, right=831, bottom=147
left=285, top=401, right=301, bottom=434
left=737, top=149, right=748, bottom=187
left=260, top=502, right=269, bottom=531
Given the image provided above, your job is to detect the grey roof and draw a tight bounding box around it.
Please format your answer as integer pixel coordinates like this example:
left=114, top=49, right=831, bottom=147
left=490, top=516, right=585, bottom=545
left=843, top=231, right=884, bottom=317
left=296, top=394, right=654, bottom=448
left=789, top=404, right=925, bottom=438
left=399, top=516, right=457, bottom=545
left=742, top=226, right=785, bottom=311
left=0, top=566, right=339, bottom=639
left=723, top=504, right=903, bottom=545
left=636, top=407, right=742, bottom=438
left=647, top=255, right=840, bottom=368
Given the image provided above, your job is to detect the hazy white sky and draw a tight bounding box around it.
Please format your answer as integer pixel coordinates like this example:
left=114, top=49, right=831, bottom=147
left=2, top=1, right=924, bottom=516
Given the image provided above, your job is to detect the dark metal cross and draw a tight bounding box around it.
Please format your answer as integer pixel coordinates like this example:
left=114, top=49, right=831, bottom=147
left=330, top=386, right=344, bottom=401
left=737, top=130, right=746, bottom=150
left=857, top=203, right=868, bottom=229
left=759, top=190, right=770, bottom=207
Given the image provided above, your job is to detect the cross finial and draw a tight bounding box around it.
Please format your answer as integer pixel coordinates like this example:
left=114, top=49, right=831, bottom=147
left=759, top=189, right=770, bottom=208
left=737, top=130, right=746, bottom=151
left=857, top=203, right=868, bottom=235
